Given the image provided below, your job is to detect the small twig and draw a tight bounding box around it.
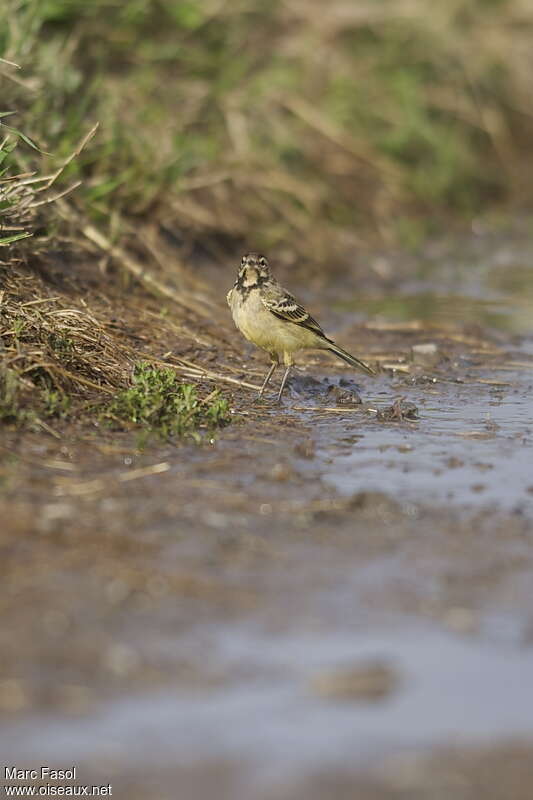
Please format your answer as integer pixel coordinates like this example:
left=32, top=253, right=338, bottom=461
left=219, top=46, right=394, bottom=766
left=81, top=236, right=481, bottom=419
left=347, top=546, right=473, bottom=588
left=118, top=462, right=170, bottom=482
left=41, top=122, right=99, bottom=191
left=0, top=57, right=21, bottom=69
left=28, top=180, right=82, bottom=208
left=290, top=406, right=364, bottom=413
left=19, top=362, right=116, bottom=395
left=20, top=297, right=61, bottom=308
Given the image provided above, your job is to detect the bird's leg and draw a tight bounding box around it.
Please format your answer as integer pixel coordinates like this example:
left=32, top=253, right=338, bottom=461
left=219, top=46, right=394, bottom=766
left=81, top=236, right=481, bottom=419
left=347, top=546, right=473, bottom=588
left=258, top=361, right=277, bottom=398
left=276, top=365, right=291, bottom=402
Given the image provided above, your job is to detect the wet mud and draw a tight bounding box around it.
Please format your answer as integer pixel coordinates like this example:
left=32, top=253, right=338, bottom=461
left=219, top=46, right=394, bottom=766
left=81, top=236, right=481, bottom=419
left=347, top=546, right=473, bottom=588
left=1, top=232, right=533, bottom=799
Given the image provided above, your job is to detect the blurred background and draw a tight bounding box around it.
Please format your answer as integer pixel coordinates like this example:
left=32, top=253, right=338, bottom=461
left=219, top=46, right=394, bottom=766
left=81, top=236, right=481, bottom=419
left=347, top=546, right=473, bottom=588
left=3, top=0, right=533, bottom=263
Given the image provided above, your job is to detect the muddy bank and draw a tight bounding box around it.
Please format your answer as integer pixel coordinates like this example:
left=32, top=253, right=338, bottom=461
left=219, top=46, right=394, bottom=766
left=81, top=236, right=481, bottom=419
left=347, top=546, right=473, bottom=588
left=1, top=233, right=533, bottom=799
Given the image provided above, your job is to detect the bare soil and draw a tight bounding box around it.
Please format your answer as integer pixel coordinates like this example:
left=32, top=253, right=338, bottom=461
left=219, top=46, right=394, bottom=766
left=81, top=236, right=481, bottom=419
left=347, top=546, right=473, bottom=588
left=1, top=233, right=533, bottom=799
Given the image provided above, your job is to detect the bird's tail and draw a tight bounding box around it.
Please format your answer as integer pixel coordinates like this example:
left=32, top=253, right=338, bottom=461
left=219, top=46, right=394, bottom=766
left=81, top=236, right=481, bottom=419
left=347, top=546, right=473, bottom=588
left=326, top=340, right=376, bottom=376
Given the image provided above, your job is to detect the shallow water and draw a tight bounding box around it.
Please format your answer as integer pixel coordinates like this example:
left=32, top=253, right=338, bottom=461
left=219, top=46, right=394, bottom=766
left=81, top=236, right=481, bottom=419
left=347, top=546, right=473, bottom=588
left=4, top=625, right=533, bottom=781
left=319, top=373, right=533, bottom=515
left=3, top=235, right=533, bottom=798
left=322, top=245, right=533, bottom=513
left=337, top=258, right=533, bottom=335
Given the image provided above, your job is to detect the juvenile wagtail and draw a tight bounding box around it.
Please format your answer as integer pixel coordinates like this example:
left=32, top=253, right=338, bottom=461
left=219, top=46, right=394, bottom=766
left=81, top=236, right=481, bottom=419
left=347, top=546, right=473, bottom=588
left=227, top=252, right=375, bottom=401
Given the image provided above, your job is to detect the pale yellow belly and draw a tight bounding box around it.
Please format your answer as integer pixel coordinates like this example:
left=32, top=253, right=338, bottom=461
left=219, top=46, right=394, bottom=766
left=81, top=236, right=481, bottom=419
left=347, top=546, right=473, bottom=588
left=228, top=288, right=320, bottom=362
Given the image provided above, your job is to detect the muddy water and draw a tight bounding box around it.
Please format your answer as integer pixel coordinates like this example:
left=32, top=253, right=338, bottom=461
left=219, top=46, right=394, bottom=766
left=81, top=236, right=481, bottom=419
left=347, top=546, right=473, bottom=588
left=319, top=373, right=533, bottom=514
left=322, top=249, right=533, bottom=514
left=2, top=236, right=533, bottom=799
left=4, top=625, right=533, bottom=790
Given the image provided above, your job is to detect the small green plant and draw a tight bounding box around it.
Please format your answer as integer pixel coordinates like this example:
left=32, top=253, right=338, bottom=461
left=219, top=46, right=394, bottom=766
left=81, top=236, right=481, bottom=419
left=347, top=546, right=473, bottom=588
left=103, top=362, right=230, bottom=440
left=0, top=366, right=21, bottom=421
left=12, top=318, right=27, bottom=340
left=41, top=388, right=71, bottom=418
left=47, top=332, right=74, bottom=356
left=0, top=366, right=34, bottom=426
left=0, top=366, right=69, bottom=426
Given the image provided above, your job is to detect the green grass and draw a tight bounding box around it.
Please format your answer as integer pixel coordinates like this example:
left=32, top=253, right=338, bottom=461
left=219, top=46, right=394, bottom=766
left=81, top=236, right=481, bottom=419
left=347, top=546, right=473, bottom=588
left=0, top=366, right=31, bottom=425
left=0, top=265, right=232, bottom=438
left=41, top=388, right=71, bottom=418
left=3, top=0, right=533, bottom=259
left=102, top=362, right=230, bottom=441
left=0, top=366, right=71, bottom=426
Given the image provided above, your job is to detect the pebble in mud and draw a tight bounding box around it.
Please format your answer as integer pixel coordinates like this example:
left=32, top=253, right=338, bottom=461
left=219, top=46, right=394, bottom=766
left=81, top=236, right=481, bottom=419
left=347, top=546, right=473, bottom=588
left=446, top=457, right=464, bottom=469
left=326, top=384, right=363, bottom=406
left=348, top=491, right=401, bottom=514
left=377, top=398, right=419, bottom=421
left=310, top=660, right=399, bottom=702
left=286, top=374, right=323, bottom=395
left=345, top=491, right=407, bottom=524
left=269, top=462, right=294, bottom=481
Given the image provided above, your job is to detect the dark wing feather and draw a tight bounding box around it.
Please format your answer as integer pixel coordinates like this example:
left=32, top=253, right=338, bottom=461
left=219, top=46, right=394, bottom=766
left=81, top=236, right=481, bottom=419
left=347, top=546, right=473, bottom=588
left=261, top=285, right=328, bottom=339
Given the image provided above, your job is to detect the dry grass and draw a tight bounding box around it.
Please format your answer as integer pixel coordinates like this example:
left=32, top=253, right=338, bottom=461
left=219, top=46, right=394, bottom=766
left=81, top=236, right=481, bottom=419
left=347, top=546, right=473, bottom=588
left=2, top=0, right=533, bottom=433
left=0, top=264, right=131, bottom=425
left=0, top=258, right=247, bottom=436
left=4, top=0, right=533, bottom=263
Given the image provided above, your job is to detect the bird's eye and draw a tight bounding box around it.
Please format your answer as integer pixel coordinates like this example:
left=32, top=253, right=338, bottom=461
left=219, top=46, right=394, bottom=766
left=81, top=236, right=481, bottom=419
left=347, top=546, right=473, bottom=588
left=259, top=257, right=267, bottom=267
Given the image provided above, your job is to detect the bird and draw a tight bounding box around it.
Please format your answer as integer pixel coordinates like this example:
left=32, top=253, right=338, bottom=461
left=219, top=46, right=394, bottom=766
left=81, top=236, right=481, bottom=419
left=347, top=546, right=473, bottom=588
left=227, top=252, right=375, bottom=401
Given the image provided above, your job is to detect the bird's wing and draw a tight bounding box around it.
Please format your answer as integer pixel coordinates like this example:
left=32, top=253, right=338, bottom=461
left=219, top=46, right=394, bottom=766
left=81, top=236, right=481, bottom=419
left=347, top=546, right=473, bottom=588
left=261, top=282, right=327, bottom=338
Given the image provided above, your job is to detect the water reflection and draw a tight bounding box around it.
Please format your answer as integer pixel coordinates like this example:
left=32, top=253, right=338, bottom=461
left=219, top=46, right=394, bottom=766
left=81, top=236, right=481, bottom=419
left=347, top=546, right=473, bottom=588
left=337, top=264, right=533, bottom=334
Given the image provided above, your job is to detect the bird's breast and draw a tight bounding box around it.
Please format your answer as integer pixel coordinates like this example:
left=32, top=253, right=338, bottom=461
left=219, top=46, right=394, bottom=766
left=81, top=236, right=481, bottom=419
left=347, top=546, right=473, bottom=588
left=229, top=290, right=273, bottom=348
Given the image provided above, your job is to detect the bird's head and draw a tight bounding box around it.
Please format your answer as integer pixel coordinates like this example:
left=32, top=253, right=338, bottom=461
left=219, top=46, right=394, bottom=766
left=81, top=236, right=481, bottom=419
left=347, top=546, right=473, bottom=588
left=236, top=252, right=271, bottom=289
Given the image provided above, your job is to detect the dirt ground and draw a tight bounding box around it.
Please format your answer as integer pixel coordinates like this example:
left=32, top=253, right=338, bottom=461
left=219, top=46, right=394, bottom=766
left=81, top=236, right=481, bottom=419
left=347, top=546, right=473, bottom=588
left=1, top=231, right=533, bottom=799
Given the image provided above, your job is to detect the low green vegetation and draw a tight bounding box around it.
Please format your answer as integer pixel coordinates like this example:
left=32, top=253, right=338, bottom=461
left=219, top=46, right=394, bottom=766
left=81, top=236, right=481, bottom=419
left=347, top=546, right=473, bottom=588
left=0, top=382, right=69, bottom=426
left=0, top=267, right=230, bottom=439
left=3, top=0, right=533, bottom=259
left=41, top=387, right=70, bottom=418
left=0, top=366, right=32, bottom=425
left=103, top=363, right=230, bottom=441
